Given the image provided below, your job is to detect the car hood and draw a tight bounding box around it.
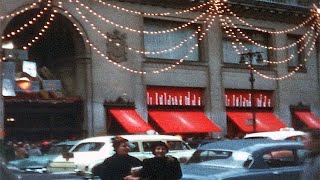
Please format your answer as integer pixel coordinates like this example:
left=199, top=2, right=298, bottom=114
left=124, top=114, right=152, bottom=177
left=8, top=155, right=58, bottom=169
left=181, top=164, right=234, bottom=180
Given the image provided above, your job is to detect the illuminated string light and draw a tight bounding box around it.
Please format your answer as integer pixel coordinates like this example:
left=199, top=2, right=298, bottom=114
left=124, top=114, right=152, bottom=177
left=221, top=4, right=315, bottom=34
left=222, top=15, right=315, bottom=51
left=71, top=0, right=209, bottom=35
left=22, top=10, right=56, bottom=50
left=59, top=6, right=200, bottom=74
left=91, top=0, right=211, bottom=16
left=251, top=31, right=318, bottom=80
left=222, top=21, right=316, bottom=64
left=73, top=7, right=200, bottom=55
left=1, top=2, right=53, bottom=40
left=0, top=3, right=39, bottom=21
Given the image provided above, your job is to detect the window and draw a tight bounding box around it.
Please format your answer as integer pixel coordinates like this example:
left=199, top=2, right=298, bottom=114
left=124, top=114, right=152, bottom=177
left=223, top=28, right=269, bottom=66
left=72, top=142, right=104, bottom=152
left=144, top=18, right=200, bottom=61
left=263, top=149, right=298, bottom=168
left=287, top=35, right=306, bottom=72
left=129, top=142, right=139, bottom=152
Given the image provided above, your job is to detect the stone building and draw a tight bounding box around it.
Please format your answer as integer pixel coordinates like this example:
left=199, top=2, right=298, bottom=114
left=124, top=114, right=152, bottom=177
left=0, top=0, right=319, bottom=141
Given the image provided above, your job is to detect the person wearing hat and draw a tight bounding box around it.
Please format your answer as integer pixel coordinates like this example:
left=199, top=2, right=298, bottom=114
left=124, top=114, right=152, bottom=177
left=94, top=136, right=142, bottom=180
left=139, top=141, right=182, bottom=180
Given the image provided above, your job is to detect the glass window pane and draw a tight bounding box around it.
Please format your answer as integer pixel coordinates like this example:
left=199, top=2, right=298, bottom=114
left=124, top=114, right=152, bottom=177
left=144, top=19, right=199, bottom=61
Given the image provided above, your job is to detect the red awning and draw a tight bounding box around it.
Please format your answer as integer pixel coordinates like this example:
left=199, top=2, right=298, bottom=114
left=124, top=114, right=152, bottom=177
left=148, top=110, right=221, bottom=133
left=109, top=109, right=153, bottom=133
left=227, top=112, right=286, bottom=133
left=294, top=111, right=320, bottom=129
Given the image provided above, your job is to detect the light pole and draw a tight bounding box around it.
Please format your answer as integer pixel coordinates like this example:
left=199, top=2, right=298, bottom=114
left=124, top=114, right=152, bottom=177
left=239, top=51, right=263, bottom=133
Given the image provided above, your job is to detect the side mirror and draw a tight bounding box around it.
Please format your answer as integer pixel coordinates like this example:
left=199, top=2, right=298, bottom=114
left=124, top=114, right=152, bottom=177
left=62, top=152, right=74, bottom=161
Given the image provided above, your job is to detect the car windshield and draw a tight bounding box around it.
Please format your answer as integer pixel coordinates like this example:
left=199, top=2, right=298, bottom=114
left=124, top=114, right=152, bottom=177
left=188, top=150, right=252, bottom=168
left=47, top=144, right=75, bottom=155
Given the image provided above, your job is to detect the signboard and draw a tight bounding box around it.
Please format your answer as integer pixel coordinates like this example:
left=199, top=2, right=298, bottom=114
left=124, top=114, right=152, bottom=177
left=225, top=89, right=273, bottom=108
left=147, top=86, right=204, bottom=106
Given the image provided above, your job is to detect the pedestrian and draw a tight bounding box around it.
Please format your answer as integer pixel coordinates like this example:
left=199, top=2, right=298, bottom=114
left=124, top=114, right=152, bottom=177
left=93, top=136, right=142, bottom=180
left=3, top=141, right=16, bottom=162
left=28, top=143, right=42, bottom=157
left=300, top=128, right=320, bottom=180
left=139, top=141, right=182, bottom=180
left=15, top=142, right=28, bottom=159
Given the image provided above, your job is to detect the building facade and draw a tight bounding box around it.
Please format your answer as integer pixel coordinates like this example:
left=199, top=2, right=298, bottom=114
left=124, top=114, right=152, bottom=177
left=0, top=0, right=319, bottom=141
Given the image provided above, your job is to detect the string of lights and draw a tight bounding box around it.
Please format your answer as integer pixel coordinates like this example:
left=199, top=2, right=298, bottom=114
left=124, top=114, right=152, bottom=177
left=0, top=3, right=38, bottom=20
left=222, top=20, right=316, bottom=64
left=22, top=10, right=56, bottom=50
left=91, top=0, right=211, bottom=16
left=221, top=4, right=315, bottom=34
left=71, top=0, right=209, bottom=35
left=73, top=7, right=200, bottom=55
left=1, top=2, right=53, bottom=40
left=222, top=15, right=315, bottom=51
left=251, top=31, right=318, bottom=80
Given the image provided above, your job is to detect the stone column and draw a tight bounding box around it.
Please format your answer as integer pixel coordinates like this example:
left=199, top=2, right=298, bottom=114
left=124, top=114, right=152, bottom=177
left=75, top=56, right=95, bottom=137
left=206, top=19, right=226, bottom=137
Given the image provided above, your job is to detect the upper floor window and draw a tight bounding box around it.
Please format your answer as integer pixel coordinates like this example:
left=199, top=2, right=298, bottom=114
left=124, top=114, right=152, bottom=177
left=287, top=35, right=306, bottom=72
left=223, top=29, right=269, bottom=66
left=144, top=18, right=200, bottom=61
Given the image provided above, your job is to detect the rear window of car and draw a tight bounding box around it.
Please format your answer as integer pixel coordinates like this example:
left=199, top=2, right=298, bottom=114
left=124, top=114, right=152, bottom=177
left=142, top=141, right=190, bottom=152
left=188, top=150, right=232, bottom=163
left=72, top=142, right=104, bottom=152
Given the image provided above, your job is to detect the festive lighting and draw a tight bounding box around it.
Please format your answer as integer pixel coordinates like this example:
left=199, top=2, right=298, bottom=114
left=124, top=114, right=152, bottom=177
left=221, top=4, right=315, bottom=34
left=0, top=3, right=38, bottom=20
left=1, top=5, right=52, bottom=40
left=73, top=6, right=200, bottom=55
left=71, top=0, right=209, bottom=35
left=22, top=10, right=56, bottom=50
left=91, top=0, right=211, bottom=16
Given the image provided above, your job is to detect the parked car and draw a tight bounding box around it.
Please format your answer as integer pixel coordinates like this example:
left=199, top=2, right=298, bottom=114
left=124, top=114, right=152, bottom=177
left=182, top=139, right=307, bottom=180
left=8, top=140, right=78, bottom=171
left=243, top=128, right=306, bottom=141
left=48, top=134, right=195, bottom=175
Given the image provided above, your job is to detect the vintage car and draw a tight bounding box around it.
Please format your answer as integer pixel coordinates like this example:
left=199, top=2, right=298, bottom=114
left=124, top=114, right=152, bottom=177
left=243, top=128, right=306, bottom=141
left=48, top=134, right=195, bottom=174
left=182, top=139, right=307, bottom=180
left=8, top=140, right=78, bottom=171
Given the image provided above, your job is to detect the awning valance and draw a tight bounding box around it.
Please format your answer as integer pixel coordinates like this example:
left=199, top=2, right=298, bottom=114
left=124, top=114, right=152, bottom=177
left=294, top=111, right=320, bottom=129
left=148, top=110, right=221, bottom=133
left=227, top=112, right=286, bottom=133
left=109, top=109, right=153, bottom=133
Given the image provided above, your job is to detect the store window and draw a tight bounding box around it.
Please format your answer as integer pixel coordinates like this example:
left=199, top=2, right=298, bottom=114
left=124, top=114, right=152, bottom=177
left=223, top=28, right=269, bottom=66
left=144, top=18, right=200, bottom=61
left=287, top=35, right=306, bottom=72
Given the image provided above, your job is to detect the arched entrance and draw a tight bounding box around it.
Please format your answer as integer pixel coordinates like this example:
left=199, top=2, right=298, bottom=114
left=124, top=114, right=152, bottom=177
left=1, top=5, right=92, bottom=141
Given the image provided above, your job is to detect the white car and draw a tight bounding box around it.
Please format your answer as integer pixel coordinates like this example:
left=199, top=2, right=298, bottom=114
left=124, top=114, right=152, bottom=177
left=243, top=128, right=306, bottom=141
left=47, top=134, right=195, bottom=174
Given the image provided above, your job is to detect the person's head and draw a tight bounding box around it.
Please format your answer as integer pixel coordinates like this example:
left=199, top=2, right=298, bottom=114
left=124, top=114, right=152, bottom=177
left=112, top=136, right=130, bottom=155
left=303, top=128, right=320, bottom=153
left=151, top=141, right=169, bottom=157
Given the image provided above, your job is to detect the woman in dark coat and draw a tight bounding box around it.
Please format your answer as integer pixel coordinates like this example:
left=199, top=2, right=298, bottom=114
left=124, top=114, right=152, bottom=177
left=140, top=141, right=182, bottom=180
left=94, top=136, right=142, bottom=180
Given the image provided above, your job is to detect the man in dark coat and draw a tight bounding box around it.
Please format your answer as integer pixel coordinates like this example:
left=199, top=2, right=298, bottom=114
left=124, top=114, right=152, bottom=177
left=140, top=141, right=182, bottom=180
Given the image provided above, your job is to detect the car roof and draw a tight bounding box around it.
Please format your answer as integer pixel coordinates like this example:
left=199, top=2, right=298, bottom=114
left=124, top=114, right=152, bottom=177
left=77, top=134, right=183, bottom=143
left=198, top=139, right=303, bottom=153
left=244, top=130, right=306, bottom=140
